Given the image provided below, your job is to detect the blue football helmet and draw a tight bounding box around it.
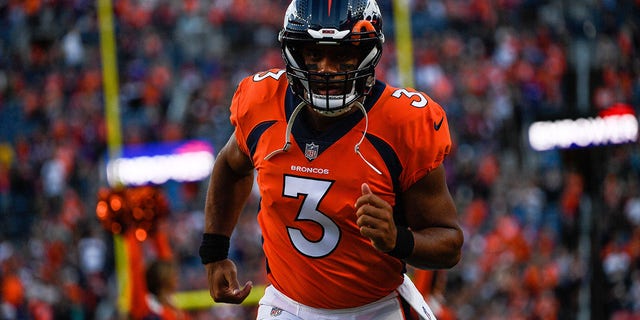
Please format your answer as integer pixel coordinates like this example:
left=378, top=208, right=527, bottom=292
left=279, top=0, right=385, bottom=116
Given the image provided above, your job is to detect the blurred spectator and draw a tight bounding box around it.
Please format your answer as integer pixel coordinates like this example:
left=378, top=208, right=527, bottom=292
left=143, top=259, right=190, bottom=320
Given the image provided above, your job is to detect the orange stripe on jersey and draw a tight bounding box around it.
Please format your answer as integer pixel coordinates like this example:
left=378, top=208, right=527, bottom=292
left=230, top=69, right=452, bottom=309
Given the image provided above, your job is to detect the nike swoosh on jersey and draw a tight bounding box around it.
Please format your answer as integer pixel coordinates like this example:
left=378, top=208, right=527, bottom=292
left=434, top=116, right=444, bottom=130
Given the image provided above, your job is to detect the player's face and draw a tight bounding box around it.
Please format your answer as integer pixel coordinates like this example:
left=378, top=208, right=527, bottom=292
left=301, top=44, right=359, bottom=95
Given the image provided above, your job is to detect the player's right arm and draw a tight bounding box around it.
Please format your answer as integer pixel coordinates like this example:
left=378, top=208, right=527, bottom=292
left=203, top=134, right=254, bottom=304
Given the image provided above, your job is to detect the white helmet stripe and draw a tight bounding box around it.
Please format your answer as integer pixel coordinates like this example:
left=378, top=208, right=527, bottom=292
left=358, top=46, right=379, bottom=69
left=284, top=46, right=300, bottom=69
left=284, top=46, right=312, bottom=97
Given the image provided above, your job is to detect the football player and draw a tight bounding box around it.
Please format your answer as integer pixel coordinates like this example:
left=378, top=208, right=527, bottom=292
left=200, top=0, right=464, bottom=319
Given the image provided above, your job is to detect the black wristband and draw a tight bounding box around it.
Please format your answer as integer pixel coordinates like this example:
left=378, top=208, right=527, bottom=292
left=199, top=233, right=230, bottom=265
left=386, top=227, right=414, bottom=260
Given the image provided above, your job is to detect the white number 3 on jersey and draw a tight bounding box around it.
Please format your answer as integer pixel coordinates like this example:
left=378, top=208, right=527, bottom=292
left=284, top=175, right=341, bottom=258
left=391, top=88, right=428, bottom=108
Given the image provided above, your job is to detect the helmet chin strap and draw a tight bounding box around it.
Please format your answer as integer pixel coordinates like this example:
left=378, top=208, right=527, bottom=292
left=264, top=100, right=382, bottom=175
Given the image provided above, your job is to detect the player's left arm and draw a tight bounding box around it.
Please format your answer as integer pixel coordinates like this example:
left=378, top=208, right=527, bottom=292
left=401, top=164, right=463, bottom=269
left=355, top=164, right=463, bottom=269
left=356, top=89, right=462, bottom=268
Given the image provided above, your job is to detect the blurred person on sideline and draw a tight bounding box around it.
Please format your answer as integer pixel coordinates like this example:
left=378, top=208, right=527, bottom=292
left=141, top=259, right=190, bottom=320
left=199, top=0, right=463, bottom=319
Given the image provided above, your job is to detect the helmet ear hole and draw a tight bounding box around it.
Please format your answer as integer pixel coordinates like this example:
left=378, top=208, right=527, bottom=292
left=351, top=20, right=376, bottom=46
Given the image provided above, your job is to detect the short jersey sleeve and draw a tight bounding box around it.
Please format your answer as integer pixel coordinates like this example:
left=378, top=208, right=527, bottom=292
left=372, top=86, right=452, bottom=191
left=399, top=98, right=451, bottom=190
left=228, top=69, right=289, bottom=157
left=229, top=76, right=252, bottom=156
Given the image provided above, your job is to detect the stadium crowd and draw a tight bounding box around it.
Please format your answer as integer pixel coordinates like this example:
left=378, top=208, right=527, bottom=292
left=0, top=0, right=639, bottom=319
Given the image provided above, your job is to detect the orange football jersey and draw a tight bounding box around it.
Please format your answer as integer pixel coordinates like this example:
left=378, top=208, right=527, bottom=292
left=230, top=68, right=452, bottom=309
